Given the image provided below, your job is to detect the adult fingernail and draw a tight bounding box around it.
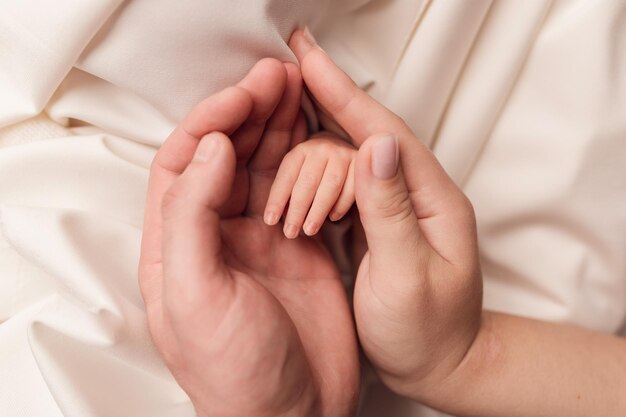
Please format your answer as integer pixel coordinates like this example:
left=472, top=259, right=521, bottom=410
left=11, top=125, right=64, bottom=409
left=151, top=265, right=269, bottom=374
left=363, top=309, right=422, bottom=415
left=303, top=26, right=318, bottom=48
left=371, top=134, right=399, bottom=180
left=193, top=133, right=221, bottom=162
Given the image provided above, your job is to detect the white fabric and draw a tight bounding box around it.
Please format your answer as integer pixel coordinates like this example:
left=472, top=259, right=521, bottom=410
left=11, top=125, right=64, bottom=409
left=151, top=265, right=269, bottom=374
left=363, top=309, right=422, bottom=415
left=1, top=0, right=626, bottom=416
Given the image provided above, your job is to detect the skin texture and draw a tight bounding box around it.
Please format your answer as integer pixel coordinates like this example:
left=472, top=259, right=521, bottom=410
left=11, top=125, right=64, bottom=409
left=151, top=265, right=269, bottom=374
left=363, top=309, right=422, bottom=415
left=138, top=59, right=359, bottom=417
left=290, top=29, right=626, bottom=417
left=137, top=27, right=626, bottom=417
left=290, top=28, right=483, bottom=390
left=264, top=133, right=356, bottom=238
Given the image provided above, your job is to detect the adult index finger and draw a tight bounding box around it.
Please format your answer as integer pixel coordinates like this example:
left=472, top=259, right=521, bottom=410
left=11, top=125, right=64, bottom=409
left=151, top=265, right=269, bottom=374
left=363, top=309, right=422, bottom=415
left=289, top=29, right=409, bottom=146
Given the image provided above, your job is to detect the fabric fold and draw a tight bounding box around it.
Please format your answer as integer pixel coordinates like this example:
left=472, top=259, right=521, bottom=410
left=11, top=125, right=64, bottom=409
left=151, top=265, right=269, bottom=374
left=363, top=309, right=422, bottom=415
left=0, top=0, right=123, bottom=126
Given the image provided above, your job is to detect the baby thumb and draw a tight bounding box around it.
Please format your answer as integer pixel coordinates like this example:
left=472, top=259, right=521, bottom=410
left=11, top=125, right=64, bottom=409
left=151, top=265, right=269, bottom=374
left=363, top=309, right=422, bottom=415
left=354, top=134, right=423, bottom=278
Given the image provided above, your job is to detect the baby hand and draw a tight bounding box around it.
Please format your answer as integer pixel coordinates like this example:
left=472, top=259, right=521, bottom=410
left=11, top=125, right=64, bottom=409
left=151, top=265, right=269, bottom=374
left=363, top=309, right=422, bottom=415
left=263, top=133, right=356, bottom=238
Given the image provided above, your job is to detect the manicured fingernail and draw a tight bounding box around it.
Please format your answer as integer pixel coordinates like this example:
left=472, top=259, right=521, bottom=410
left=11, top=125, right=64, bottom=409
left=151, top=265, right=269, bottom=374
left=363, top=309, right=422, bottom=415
left=264, top=211, right=279, bottom=226
left=371, top=134, right=399, bottom=180
left=303, top=221, right=318, bottom=236
left=303, top=26, right=318, bottom=47
left=284, top=224, right=299, bottom=239
left=193, top=133, right=221, bottom=162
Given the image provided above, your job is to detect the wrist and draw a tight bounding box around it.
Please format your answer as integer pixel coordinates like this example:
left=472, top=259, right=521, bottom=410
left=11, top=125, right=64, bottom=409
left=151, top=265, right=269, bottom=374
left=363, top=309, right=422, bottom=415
left=380, top=310, right=486, bottom=403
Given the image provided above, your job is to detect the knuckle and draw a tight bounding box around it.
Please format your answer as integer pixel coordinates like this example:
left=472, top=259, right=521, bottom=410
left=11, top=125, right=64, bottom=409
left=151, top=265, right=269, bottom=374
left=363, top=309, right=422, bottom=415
left=288, top=205, right=309, bottom=219
left=283, top=148, right=301, bottom=162
left=329, top=87, right=358, bottom=116
left=282, top=150, right=304, bottom=169
left=312, top=143, right=331, bottom=155
left=374, top=188, right=414, bottom=224
left=325, top=171, right=344, bottom=188
left=340, top=148, right=356, bottom=161
left=160, top=184, right=188, bottom=220
left=298, top=172, right=319, bottom=188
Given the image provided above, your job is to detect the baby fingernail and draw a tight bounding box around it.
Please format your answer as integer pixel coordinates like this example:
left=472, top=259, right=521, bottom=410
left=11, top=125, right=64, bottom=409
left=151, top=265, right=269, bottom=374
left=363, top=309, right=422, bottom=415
left=371, top=134, right=399, bottom=180
left=284, top=224, right=299, bottom=239
left=264, top=211, right=279, bottom=225
left=304, top=221, right=318, bottom=236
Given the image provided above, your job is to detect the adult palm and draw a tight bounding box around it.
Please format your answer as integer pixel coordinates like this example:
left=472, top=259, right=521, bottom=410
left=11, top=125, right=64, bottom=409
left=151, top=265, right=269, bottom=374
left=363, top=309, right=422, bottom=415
left=138, top=59, right=359, bottom=417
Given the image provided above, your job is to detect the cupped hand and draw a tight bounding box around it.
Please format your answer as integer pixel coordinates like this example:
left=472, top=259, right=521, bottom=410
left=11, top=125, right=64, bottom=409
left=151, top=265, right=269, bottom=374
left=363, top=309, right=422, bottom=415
left=138, top=59, right=359, bottom=417
left=290, top=29, right=483, bottom=397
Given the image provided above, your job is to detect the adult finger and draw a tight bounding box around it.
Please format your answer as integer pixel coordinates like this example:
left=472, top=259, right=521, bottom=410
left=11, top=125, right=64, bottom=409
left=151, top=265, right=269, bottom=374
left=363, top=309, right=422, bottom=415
left=161, top=132, right=237, bottom=317
left=139, top=86, right=252, bottom=307
left=289, top=27, right=446, bottom=195
left=218, top=58, right=289, bottom=217
left=247, top=63, right=303, bottom=218
left=289, top=29, right=409, bottom=146
left=249, top=63, right=302, bottom=171
left=290, top=29, right=475, bottom=264
left=355, top=134, right=477, bottom=271
left=232, top=58, right=288, bottom=162
left=354, top=134, right=424, bottom=282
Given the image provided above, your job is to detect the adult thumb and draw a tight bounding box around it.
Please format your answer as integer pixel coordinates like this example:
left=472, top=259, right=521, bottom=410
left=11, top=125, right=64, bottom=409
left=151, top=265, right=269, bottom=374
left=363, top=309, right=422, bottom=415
left=354, top=134, right=424, bottom=279
left=161, top=132, right=236, bottom=310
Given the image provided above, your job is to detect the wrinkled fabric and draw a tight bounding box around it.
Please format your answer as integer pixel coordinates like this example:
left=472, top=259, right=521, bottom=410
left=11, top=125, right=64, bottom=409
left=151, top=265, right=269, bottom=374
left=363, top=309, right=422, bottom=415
left=1, top=1, right=626, bottom=416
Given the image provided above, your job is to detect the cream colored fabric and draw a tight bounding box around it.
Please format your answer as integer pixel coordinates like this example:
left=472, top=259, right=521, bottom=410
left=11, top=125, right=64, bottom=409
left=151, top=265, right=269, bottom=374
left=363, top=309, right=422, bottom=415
left=1, top=1, right=625, bottom=416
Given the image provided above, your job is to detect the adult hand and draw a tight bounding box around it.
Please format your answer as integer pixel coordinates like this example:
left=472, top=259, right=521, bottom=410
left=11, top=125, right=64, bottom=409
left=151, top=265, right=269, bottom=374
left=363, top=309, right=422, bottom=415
left=290, top=29, right=483, bottom=397
left=138, top=59, right=359, bottom=417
